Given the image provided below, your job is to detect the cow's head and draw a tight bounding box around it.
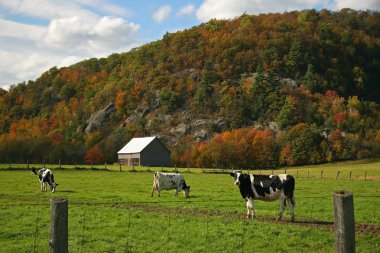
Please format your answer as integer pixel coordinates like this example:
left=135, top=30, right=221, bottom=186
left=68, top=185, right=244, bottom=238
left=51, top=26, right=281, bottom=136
left=230, top=171, right=254, bottom=199
left=230, top=170, right=242, bottom=187
left=31, top=167, right=37, bottom=175
left=183, top=185, right=190, bottom=198
left=50, top=183, right=58, bottom=193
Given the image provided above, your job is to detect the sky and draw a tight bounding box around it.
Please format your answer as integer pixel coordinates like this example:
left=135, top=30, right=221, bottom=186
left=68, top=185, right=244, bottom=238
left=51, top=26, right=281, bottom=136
left=1, top=0, right=379, bottom=90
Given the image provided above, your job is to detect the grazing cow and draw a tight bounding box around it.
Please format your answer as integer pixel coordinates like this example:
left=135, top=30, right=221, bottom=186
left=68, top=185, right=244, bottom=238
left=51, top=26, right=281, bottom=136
left=31, top=167, right=58, bottom=193
left=151, top=172, right=190, bottom=198
left=230, top=170, right=295, bottom=221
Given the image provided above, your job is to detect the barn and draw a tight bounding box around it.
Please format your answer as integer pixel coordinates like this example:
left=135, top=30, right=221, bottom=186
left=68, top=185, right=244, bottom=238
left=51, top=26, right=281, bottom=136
left=117, top=136, right=171, bottom=167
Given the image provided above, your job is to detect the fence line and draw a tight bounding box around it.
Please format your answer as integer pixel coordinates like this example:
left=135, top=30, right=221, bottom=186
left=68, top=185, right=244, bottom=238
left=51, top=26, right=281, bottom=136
left=0, top=194, right=379, bottom=208
left=2, top=163, right=379, bottom=181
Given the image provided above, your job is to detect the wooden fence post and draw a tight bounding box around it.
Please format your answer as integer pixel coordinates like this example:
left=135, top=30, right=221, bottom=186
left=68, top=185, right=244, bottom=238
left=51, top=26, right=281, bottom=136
left=336, top=171, right=340, bottom=180
left=119, top=163, right=121, bottom=172
left=333, top=191, right=355, bottom=253
left=320, top=170, right=323, bottom=179
left=50, top=197, right=68, bottom=253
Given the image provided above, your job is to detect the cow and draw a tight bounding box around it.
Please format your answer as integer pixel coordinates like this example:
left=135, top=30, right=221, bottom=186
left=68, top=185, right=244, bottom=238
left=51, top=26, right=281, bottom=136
left=31, top=167, right=58, bottom=193
left=230, top=170, right=295, bottom=221
left=151, top=172, right=190, bottom=198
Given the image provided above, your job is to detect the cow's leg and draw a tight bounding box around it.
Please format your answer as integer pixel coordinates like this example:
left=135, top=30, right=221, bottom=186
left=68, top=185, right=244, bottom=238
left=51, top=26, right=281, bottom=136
left=174, top=187, right=180, bottom=196
left=157, top=189, right=161, bottom=197
left=40, top=181, right=44, bottom=192
left=287, top=197, right=295, bottom=222
left=151, top=185, right=155, bottom=197
left=246, top=199, right=255, bottom=219
left=151, top=180, right=157, bottom=197
left=277, top=199, right=286, bottom=221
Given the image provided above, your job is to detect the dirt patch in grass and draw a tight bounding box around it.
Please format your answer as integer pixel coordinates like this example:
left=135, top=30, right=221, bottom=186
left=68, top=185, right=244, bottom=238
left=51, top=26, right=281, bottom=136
left=76, top=201, right=380, bottom=235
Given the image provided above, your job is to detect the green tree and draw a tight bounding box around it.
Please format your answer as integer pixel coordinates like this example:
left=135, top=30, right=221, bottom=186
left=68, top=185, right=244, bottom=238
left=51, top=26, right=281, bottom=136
left=291, top=126, right=323, bottom=165
left=302, top=64, right=320, bottom=92
left=276, top=96, right=299, bottom=129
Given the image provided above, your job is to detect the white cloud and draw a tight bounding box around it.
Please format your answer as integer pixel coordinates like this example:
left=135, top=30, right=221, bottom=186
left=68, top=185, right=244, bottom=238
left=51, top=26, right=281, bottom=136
left=195, top=0, right=380, bottom=22
left=0, top=1, right=140, bottom=88
left=43, top=16, right=140, bottom=54
left=177, top=4, right=195, bottom=17
left=196, top=0, right=329, bottom=22
left=334, top=0, right=380, bottom=10
left=153, top=5, right=172, bottom=23
left=0, top=19, right=45, bottom=40
left=0, top=0, right=95, bottom=20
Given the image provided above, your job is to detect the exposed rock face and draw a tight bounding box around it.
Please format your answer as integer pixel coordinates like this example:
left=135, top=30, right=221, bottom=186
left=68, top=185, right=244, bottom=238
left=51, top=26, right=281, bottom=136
left=85, top=103, right=115, bottom=133
left=280, top=78, right=297, bottom=87
left=194, top=130, right=210, bottom=142
left=122, top=106, right=150, bottom=126
left=214, top=118, right=229, bottom=132
left=170, top=123, right=188, bottom=135
left=191, top=119, right=209, bottom=130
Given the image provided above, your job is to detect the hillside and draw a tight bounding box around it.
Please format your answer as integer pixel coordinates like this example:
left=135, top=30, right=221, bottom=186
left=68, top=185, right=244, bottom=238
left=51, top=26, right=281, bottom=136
left=0, top=9, right=379, bottom=168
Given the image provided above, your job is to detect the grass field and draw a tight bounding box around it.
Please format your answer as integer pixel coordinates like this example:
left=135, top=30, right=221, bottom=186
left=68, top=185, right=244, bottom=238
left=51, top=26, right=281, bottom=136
left=0, top=160, right=379, bottom=252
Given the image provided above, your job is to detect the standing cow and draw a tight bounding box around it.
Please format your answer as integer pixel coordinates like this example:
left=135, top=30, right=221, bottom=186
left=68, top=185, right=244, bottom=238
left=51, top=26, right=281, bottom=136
left=31, top=167, right=58, bottom=193
left=230, top=170, right=295, bottom=221
left=151, top=172, right=190, bottom=198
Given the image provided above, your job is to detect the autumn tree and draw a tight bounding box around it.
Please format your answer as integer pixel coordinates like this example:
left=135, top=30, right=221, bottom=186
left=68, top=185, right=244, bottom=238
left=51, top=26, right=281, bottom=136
left=85, top=145, right=105, bottom=164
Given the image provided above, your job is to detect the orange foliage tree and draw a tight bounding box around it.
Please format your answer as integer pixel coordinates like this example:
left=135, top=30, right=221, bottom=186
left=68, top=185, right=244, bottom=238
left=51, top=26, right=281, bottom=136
left=85, top=145, right=105, bottom=164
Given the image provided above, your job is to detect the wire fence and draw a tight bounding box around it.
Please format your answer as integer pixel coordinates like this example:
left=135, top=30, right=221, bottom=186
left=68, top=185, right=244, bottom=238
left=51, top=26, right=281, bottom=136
left=1, top=196, right=379, bottom=253
left=1, top=162, right=380, bottom=181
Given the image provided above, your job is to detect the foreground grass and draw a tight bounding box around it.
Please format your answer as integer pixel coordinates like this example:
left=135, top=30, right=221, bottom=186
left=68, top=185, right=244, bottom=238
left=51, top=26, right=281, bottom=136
left=0, top=161, right=379, bottom=252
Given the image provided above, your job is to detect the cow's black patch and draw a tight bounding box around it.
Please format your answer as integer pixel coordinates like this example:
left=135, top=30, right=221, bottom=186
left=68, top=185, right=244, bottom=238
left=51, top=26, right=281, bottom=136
left=38, top=169, right=55, bottom=185
left=238, top=174, right=254, bottom=199
left=169, top=179, right=176, bottom=186
left=50, top=174, right=55, bottom=185
left=252, top=175, right=283, bottom=197
left=283, top=175, right=295, bottom=204
left=38, top=168, right=46, bottom=181
left=182, top=180, right=189, bottom=189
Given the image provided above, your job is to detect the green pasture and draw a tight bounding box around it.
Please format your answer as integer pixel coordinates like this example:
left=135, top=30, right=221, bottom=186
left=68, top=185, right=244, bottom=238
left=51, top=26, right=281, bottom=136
left=0, top=160, right=379, bottom=252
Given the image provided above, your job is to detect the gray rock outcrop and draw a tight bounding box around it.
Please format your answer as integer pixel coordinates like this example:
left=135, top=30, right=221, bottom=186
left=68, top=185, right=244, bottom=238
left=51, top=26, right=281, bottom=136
left=85, top=103, right=115, bottom=133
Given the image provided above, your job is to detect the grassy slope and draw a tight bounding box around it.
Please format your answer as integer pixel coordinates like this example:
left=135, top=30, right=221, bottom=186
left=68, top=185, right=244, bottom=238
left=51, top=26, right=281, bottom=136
left=0, top=161, right=379, bottom=252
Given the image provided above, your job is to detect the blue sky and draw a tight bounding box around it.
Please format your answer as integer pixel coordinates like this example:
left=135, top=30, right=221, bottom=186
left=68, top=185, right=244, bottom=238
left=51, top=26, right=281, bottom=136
left=0, top=0, right=379, bottom=89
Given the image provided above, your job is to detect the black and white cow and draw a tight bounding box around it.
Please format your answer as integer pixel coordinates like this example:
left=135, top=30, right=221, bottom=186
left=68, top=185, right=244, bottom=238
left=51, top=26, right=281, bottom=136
left=151, top=172, right=190, bottom=198
left=230, top=170, right=295, bottom=221
left=31, top=167, right=58, bottom=193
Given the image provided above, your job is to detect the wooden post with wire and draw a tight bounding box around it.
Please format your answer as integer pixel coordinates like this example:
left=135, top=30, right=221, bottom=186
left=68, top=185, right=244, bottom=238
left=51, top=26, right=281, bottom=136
left=50, top=197, right=68, bottom=253
left=332, top=190, right=355, bottom=253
